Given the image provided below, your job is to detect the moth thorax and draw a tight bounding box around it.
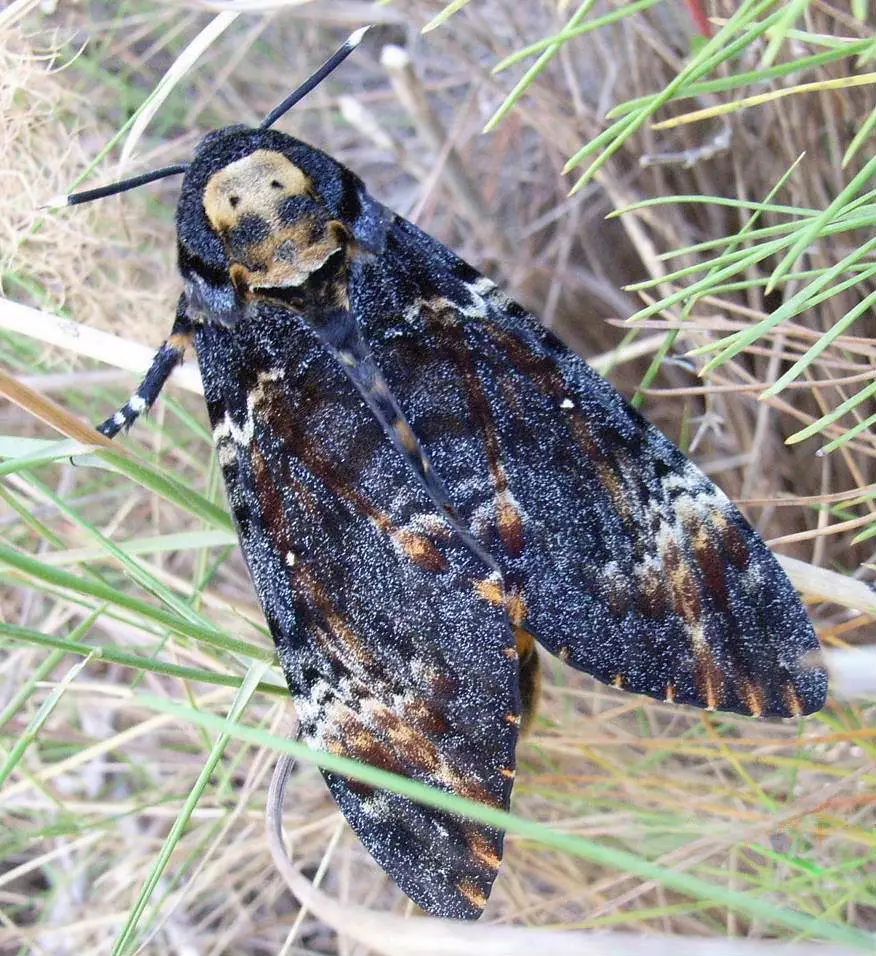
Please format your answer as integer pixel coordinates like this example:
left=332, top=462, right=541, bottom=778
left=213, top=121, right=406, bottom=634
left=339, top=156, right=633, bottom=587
left=203, top=149, right=310, bottom=233
left=203, top=148, right=347, bottom=291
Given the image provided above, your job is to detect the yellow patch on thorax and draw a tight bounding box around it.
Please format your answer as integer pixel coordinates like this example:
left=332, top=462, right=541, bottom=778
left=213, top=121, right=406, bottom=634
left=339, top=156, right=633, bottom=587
left=203, top=149, right=310, bottom=233
left=203, top=149, right=347, bottom=292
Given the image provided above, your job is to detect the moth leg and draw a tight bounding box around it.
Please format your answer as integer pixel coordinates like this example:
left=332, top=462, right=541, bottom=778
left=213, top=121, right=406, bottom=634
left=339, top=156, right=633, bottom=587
left=516, top=628, right=541, bottom=734
left=97, top=298, right=194, bottom=438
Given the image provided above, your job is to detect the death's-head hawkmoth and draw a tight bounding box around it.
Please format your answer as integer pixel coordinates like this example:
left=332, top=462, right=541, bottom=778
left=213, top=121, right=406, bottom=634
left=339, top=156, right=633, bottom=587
left=56, top=28, right=827, bottom=920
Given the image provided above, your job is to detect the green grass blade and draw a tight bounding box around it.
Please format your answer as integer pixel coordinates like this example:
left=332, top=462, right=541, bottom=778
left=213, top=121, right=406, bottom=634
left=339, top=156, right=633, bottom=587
left=786, top=378, right=876, bottom=445
left=112, top=663, right=268, bottom=955
left=421, top=0, right=472, bottom=32
left=81, top=448, right=234, bottom=534
left=0, top=544, right=271, bottom=660
left=484, top=0, right=600, bottom=133
left=818, top=409, right=876, bottom=458
left=627, top=234, right=792, bottom=322
left=768, top=153, right=876, bottom=290
left=492, top=0, right=664, bottom=74
left=607, top=38, right=875, bottom=118
left=843, top=103, right=876, bottom=167
left=698, top=235, right=876, bottom=373
left=567, top=0, right=784, bottom=190
left=41, top=529, right=239, bottom=567
left=0, top=438, right=94, bottom=476
left=0, top=653, right=94, bottom=789
left=760, top=282, right=876, bottom=398
left=760, top=0, right=811, bottom=68
left=631, top=158, right=803, bottom=406
left=0, top=621, right=286, bottom=697
left=850, top=512, right=876, bottom=544
left=18, top=472, right=224, bottom=636
left=608, top=194, right=817, bottom=220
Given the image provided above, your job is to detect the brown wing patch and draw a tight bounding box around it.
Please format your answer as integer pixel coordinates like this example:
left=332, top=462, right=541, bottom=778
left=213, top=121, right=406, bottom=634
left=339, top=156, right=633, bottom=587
left=476, top=575, right=505, bottom=607
left=394, top=529, right=449, bottom=572
left=457, top=880, right=489, bottom=910
left=466, top=829, right=502, bottom=871
left=475, top=576, right=528, bottom=626
left=496, top=488, right=525, bottom=557
left=783, top=683, right=805, bottom=717
left=693, top=637, right=725, bottom=711
left=740, top=678, right=766, bottom=718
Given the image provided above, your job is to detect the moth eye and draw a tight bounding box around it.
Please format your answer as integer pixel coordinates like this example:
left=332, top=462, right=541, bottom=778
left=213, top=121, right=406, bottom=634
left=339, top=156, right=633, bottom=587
left=270, top=179, right=284, bottom=190
left=229, top=196, right=240, bottom=208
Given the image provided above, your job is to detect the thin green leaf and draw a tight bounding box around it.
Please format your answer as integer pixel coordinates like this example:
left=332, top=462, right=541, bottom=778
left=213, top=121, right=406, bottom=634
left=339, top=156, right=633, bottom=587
left=0, top=653, right=93, bottom=788
left=851, top=515, right=876, bottom=544
left=632, top=158, right=802, bottom=406
left=41, top=529, right=239, bottom=567
left=786, top=379, right=876, bottom=445
left=760, top=0, right=811, bottom=68
left=560, top=111, right=640, bottom=171
left=19, top=472, right=224, bottom=636
left=768, top=153, right=876, bottom=290
left=701, top=236, right=876, bottom=375
left=492, top=0, right=663, bottom=74
left=0, top=621, right=287, bottom=697
left=650, top=206, right=876, bottom=270
left=484, top=0, right=600, bottom=133
left=817, top=409, right=876, bottom=457
left=760, top=283, right=876, bottom=398
left=607, top=38, right=875, bottom=118
left=0, top=437, right=93, bottom=476
left=567, top=0, right=784, bottom=191
left=81, top=448, right=234, bottom=533
left=843, top=103, right=876, bottom=167
left=608, top=194, right=816, bottom=220
left=650, top=71, right=876, bottom=132
left=421, top=0, right=472, bottom=32
left=0, top=544, right=271, bottom=661
left=113, top=663, right=267, bottom=955
left=628, top=234, right=792, bottom=322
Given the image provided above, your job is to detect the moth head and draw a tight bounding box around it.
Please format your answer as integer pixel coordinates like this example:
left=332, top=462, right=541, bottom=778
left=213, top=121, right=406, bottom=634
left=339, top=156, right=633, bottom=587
left=173, top=125, right=387, bottom=325
left=55, top=29, right=388, bottom=326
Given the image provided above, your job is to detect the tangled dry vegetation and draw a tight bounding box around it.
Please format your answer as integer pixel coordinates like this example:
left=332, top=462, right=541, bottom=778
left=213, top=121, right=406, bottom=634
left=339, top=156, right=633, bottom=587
left=1, top=1, right=874, bottom=954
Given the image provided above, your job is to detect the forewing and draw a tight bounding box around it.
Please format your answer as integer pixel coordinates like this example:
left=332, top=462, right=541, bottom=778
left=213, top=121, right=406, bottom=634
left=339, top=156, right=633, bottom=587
left=352, top=215, right=828, bottom=720
left=194, top=303, right=519, bottom=919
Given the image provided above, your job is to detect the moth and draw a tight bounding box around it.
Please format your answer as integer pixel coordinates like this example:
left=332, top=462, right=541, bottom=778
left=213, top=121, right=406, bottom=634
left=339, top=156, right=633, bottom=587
left=58, top=29, right=827, bottom=920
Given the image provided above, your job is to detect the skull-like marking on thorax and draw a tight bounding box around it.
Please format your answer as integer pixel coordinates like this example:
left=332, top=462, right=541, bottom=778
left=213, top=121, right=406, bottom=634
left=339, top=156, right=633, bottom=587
left=203, top=149, right=347, bottom=293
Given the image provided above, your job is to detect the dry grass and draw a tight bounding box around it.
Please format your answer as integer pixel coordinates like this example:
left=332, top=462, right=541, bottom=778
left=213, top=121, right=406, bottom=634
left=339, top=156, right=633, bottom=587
left=1, top=2, right=874, bottom=954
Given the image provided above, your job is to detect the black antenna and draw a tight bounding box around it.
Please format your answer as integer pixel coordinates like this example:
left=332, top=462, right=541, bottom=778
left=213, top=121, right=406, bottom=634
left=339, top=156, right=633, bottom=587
left=46, top=163, right=189, bottom=208
left=261, top=25, right=371, bottom=130
left=47, top=28, right=371, bottom=209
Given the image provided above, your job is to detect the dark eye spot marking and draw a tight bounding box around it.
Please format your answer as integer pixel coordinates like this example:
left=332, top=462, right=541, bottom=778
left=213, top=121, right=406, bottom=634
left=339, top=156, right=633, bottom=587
left=270, top=180, right=284, bottom=190
left=229, top=196, right=240, bottom=208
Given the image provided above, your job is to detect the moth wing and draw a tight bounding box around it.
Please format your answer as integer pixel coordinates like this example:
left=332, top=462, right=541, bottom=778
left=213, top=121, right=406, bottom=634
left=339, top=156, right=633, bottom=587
left=195, top=308, right=519, bottom=919
left=354, top=214, right=828, bottom=719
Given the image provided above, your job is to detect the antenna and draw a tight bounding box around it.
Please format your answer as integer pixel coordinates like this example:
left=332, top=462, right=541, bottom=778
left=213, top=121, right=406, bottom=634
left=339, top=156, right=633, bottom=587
left=261, top=25, right=371, bottom=130
left=45, top=163, right=189, bottom=209
left=46, top=26, right=371, bottom=209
